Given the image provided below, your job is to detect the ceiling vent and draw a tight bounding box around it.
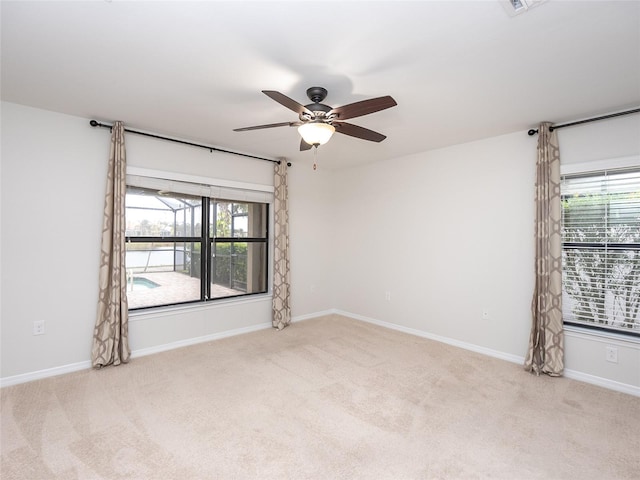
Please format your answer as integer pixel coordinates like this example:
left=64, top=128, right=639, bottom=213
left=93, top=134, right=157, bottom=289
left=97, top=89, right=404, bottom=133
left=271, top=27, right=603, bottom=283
left=500, top=0, right=548, bottom=17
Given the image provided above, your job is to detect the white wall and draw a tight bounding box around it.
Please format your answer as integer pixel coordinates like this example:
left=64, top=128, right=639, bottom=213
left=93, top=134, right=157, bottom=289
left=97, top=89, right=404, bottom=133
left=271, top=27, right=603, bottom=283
left=288, top=164, right=335, bottom=318
left=1, top=102, right=107, bottom=379
left=558, top=113, right=640, bottom=165
left=0, top=102, right=276, bottom=382
left=332, top=131, right=537, bottom=358
left=329, top=114, right=640, bottom=394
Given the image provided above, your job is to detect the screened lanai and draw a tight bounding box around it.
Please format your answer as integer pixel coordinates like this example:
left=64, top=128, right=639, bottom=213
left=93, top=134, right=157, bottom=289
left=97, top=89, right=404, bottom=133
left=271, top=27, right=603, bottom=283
left=125, top=187, right=266, bottom=310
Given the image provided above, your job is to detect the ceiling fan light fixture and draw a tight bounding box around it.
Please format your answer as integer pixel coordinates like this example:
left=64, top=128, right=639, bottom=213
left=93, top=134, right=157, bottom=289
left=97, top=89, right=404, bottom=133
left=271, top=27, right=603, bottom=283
left=298, top=122, right=335, bottom=147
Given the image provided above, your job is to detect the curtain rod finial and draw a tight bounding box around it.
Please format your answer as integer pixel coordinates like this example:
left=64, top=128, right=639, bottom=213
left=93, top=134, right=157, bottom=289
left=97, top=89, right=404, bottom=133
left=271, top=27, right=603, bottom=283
left=90, top=120, right=99, bottom=127
left=528, top=129, right=538, bottom=136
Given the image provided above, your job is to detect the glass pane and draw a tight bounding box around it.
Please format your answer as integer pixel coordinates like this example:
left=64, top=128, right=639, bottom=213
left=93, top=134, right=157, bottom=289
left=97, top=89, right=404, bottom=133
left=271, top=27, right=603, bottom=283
left=562, top=193, right=607, bottom=244
left=233, top=214, right=248, bottom=237
left=210, top=242, right=267, bottom=298
left=562, top=247, right=640, bottom=332
left=211, top=201, right=267, bottom=238
left=562, top=168, right=640, bottom=335
left=213, top=202, right=232, bottom=237
left=562, top=169, right=640, bottom=245
left=126, top=187, right=202, bottom=237
left=608, top=194, right=640, bottom=243
left=126, top=241, right=202, bottom=309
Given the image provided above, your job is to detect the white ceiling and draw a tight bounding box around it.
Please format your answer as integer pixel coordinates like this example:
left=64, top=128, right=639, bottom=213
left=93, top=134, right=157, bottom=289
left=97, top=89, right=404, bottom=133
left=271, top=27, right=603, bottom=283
left=2, top=1, right=639, bottom=169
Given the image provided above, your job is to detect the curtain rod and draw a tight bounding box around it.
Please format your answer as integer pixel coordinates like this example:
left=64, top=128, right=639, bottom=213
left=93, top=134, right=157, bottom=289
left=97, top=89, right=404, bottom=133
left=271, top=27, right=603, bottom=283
left=527, top=107, right=640, bottom=136
left=89, top=120, right=290, bottom=166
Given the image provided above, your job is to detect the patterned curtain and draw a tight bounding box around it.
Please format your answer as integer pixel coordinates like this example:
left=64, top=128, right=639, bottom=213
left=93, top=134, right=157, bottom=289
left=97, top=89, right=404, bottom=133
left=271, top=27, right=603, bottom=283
left=524, top=122, right=564, bottom=376
left=272, top=160, right=291, bottom=330
left=91, top=121, right=131, bottom=368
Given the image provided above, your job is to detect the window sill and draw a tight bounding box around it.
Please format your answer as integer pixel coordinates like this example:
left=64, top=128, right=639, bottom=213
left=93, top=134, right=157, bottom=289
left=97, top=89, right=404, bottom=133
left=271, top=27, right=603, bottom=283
left=128, top=293, right=273, bottom=322
left=564, top=324, right=640, bottom=347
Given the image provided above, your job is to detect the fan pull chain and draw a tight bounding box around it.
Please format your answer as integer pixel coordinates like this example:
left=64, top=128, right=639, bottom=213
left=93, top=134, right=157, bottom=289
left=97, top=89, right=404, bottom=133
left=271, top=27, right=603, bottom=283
left=313, top=145, right=318, bottom=170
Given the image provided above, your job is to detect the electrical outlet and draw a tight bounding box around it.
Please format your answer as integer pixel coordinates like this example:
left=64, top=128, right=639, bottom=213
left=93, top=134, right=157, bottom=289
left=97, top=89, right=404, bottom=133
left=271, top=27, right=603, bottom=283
left=482, top=310, right=490, bottom=320
left=605, top=346, right=618, bottom=363
left=33, top=320, right=45, bottom=335
left=385, top=291, right=391, bottom=301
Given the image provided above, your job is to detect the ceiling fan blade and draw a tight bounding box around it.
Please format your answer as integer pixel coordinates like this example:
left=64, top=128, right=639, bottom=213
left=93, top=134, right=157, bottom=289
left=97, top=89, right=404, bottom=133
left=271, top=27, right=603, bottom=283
left=300, top=139, right=313, bottom=151
left=329, top=96, right=397, bottom=121
left=233, top=121, right=299, bottom=132
left=333, top=122, right=387, bottom=142
left=263, top=90, right=312, bottom=116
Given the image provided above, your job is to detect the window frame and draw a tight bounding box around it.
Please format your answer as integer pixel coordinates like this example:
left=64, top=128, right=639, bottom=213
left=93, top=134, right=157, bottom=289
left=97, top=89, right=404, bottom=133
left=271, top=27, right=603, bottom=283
left=124, top=171, right=273, bottom=312
left=560, top=161, right=640, bottom=337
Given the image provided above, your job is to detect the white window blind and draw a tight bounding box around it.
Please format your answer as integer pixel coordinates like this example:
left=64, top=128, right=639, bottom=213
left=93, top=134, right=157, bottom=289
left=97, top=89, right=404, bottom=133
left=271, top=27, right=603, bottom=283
left=126, top=172, right=274, bottom=204
left=561, top=167, right=640, bottom=334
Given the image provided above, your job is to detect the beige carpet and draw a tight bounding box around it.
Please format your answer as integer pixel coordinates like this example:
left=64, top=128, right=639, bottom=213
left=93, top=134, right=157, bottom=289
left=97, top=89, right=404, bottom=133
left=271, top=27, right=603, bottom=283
left=1, top=315, right=639, bottom=479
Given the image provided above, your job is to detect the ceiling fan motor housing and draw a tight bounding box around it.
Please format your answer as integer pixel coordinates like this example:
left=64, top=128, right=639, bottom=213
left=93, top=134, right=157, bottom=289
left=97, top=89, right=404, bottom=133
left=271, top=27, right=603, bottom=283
left=302, top=103, right=332, bottom=121
left=302, top=87, right=332, bottom=121
left=306, top=86, right=328, bottom=103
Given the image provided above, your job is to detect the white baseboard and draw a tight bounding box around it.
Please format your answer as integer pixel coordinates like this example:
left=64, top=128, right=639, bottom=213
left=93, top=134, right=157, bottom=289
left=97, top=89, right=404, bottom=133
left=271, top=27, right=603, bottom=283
left=130, top=322, right=272, bottom=359
left=332, top=309, right=640, bottom=398
left=0, top=360, right=92, bottom=388
left=4, top=310, right=638, bottom=397
left=291, top=309, right=336, bottom=323
left=1, top=322, right=273, bottom=388
left=334, top=309, right=525, bottom=364
left=563, top=369, right=640, bottom=397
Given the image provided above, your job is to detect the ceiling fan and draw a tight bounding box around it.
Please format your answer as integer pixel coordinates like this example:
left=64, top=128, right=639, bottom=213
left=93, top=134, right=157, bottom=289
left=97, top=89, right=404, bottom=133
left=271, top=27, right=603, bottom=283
left=234, top=87, right=397, bottom=151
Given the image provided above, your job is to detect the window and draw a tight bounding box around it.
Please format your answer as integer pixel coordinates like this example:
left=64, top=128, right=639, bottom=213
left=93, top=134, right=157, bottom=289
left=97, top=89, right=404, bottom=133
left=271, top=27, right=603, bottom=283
left=125, top=185, right=269, bottom=310
left=561, top=167, right=640, bottom=335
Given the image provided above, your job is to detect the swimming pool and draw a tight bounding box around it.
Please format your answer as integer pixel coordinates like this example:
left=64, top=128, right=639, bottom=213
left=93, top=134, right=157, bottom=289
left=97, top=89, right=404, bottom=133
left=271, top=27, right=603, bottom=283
left=128, top=276, right=160, bottom=290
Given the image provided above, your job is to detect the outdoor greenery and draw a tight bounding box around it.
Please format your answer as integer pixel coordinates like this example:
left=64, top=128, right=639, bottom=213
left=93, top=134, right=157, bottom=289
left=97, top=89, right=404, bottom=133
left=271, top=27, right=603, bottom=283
left=562, top=191, right=640, bottom=330
left=215, top=202, right=248, bottom=237
left=212, top=202, right=249, bottom=289
left=212, top=242, right=248, bottom=290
